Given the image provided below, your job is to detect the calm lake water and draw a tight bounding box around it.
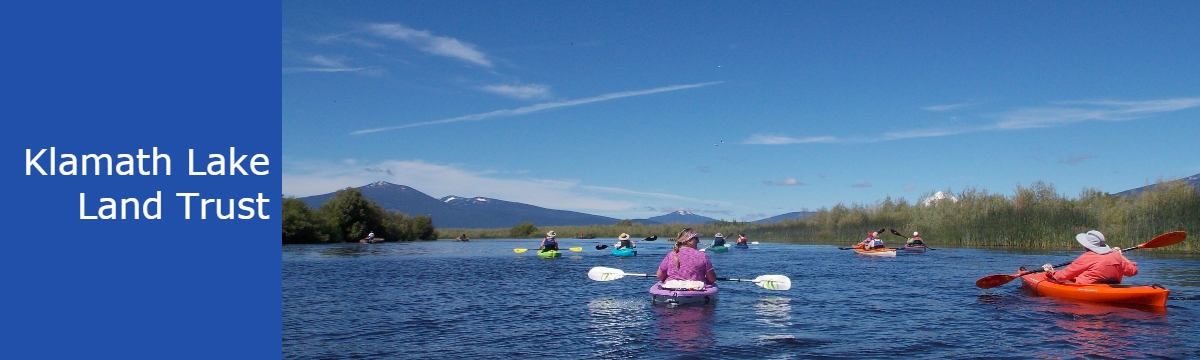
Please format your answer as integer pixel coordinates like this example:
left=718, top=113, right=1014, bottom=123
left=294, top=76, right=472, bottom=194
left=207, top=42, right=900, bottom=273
left=283, top=239, right=1200, bottom=359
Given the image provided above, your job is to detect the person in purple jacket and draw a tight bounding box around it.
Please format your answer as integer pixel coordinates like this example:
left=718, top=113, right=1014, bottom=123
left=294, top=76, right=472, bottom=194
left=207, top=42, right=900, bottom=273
left=657, top=228, right=717, bottom=285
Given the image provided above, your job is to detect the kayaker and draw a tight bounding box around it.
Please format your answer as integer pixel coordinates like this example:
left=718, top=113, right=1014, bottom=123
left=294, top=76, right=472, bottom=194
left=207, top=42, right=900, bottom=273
left=710, top=233, right=727, bottom=248
left=657, top=228, right=717, bottom=285
left=615, top=233, right=635, bottom=250
left=539, top=231, right=559, bottom=252
left=857, top=232, right=884, bottom=250
left=366, top=231, right=375, bottom=242
left=1041, top=230, right=1138, bottom=285
left=907, top=232, right=923, bottom=246
left=457, top=233, right=469, bottom=242
left=735, top=234, right=748, bottom=245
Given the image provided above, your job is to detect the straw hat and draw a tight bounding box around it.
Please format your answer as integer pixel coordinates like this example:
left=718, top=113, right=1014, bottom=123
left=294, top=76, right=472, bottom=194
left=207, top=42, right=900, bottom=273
left=618, top=233, right=630, bottom=240
left=546, top=231, right=556, bottom=238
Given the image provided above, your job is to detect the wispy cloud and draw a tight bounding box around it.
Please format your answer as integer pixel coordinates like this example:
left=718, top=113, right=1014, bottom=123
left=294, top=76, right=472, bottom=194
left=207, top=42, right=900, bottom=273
left=749, top=96, right=1200, bottom=145
left=479, top=84, right=550, bottom=99
left=742, top=134, right=836, bottom=145
left=903, top=184, right=917, bottom=191
left=579, top=185, right=729, bottom=205
left=283, top=54, right=373, bottom=73
left=922, top=102, right=980, bottom=111
left=765, top=178, right=804, bottom=186
left=367, top=23, right=492, bottom=67
left=283, top=67, right=373, bottom=73
left=352, top=82, right=724, bottom=134
left=992, top=97, right=1200, bottom=130
left=1060, top=154, right=1097, bottom=165
left=851, top=182, right=872, bottom=188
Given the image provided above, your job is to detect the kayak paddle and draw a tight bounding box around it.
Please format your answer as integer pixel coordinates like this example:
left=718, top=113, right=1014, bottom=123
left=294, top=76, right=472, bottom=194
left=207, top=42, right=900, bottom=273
left=974, top=231, right=1188, bottom=289
left=644, top=235, right=658, bottom=241
left=587, top=266, right=792, bottom=291
left=513, top=247, right=582, bottom=253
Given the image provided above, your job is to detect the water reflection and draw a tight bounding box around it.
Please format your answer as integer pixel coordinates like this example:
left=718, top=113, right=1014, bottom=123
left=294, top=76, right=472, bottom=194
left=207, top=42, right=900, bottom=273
left=754, top=296, right=793, bottom=327
left=652, top=304, right=717, bottom=353
left=586, top=298, right=648, bottom=347
left=1035, top=299, right=1168, bottom=359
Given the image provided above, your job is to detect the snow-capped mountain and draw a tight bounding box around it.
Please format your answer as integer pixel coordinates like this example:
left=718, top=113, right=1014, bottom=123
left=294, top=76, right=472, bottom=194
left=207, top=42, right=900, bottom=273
left=922, top=191, right=959, bottom=206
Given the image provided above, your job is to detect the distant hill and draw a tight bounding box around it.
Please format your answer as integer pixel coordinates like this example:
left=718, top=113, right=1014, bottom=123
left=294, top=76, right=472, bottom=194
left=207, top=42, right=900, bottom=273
left=1113, top=173, right=1200, bottom=197
left=751, top=211, right=816, bottom=224
left=647, top=210, right=718, bottom=224
left=299, top=182, right=622, bottom=229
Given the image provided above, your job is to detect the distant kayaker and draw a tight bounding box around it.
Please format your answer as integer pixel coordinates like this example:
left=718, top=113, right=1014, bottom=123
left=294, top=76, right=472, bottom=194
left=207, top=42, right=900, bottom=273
left=710, top=233, right=727, bottom=248
left=907, top=232, right=924, bottom=246
left=539, top=231, right=559, bottom=252
left=1041, top=230, right=1138, bottom=285
left=857, top=231, right=884, bottom=250
left=615, top=233, right=635, bottom=250
left=366, top=231, right=375, bottom=241
left=735, top=233, right=748, bottom=245
left=657, top=228, right=717, bottom=285
left=457, top=233, right=469, bottom=242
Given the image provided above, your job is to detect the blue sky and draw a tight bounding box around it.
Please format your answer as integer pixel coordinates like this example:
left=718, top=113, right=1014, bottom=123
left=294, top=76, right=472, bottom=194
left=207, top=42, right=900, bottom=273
left=283, top=2, right=1200, bottom=222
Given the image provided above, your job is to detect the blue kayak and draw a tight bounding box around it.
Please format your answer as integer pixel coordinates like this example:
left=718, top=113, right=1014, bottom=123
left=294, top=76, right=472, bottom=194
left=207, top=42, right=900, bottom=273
left=611, top=247, right=636, bottom=257
left=733, top=243, right=749, bottom=249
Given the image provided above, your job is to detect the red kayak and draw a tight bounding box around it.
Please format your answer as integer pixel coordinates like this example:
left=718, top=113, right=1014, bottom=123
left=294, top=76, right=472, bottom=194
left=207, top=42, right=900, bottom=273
left=1019, top=272, right=1169, bottom=307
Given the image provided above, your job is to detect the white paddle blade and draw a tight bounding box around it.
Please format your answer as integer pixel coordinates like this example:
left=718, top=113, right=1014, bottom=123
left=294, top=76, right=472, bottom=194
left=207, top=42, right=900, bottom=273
left=751, top=242, right=760, bottom=245
left=753, top=275, right=791, bottom=291
left=588, top=267, right=626, bottom=281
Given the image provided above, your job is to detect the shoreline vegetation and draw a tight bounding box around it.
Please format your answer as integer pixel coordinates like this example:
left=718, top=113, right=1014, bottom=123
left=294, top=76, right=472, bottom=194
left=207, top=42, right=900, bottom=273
left=283, top=188, right=436, bottom=244
left=436, top=181, right=1198, bottom=253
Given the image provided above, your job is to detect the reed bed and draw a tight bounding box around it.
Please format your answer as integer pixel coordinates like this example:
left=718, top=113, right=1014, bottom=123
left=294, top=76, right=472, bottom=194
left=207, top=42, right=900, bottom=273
left=437, top=180, right=1198, bottom=252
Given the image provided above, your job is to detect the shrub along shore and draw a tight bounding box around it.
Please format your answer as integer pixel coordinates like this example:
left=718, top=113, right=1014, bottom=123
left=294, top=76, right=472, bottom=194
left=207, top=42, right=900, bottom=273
left=437, top=181, right=1198, bottom=253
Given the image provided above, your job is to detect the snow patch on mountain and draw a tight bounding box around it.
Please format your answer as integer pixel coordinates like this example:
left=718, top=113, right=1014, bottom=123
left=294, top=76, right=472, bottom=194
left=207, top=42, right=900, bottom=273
left=922, top=191, right=958, bottom=206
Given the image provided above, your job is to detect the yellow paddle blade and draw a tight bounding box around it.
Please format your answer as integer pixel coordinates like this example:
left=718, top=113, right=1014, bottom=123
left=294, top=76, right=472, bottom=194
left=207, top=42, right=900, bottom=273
left=513, top=248, right=528, bottom=253
left=568, top=247, right=583, bottom=252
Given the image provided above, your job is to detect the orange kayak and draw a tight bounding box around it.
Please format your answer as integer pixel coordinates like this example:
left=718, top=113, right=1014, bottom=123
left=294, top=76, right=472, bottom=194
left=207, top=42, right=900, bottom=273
left=1019, top=272, right=1169, bottom=307
left=852, top=245, right=896, bottom=257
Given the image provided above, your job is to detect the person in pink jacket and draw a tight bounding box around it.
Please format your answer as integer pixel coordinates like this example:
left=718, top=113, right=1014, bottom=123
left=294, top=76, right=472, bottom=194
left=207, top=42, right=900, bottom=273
left=1043, top=230, right=1138, bottom=284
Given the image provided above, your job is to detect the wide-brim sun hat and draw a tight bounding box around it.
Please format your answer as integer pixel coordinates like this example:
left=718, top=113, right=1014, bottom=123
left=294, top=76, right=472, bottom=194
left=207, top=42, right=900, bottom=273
left=547, top=231, right=556, bottom=238
left=618, top=233, right=630, bottom=240
left=1075, top=230, right=1112, bottom=254
left=714, top=233, right=724, bottom=238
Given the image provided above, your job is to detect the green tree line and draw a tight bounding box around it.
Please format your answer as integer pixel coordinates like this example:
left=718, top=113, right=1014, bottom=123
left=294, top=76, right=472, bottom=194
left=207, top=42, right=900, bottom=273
left=437, top=180, right=1198, bottom=252
left=282, top=187, right=436, bottom=244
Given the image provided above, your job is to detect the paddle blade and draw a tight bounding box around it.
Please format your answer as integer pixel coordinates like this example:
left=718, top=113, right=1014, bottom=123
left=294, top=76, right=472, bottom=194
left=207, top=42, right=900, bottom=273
left=568, top=247, right=583, bottom=252
left=1139, top=231, right=1187, bottom=249
left=890, top=229, right=905, bottom=237
left=975, top=274, right=1018, bottom=289
left=753, top=275, right=791, bottom=291
left=751, top=241, right=760, bottom=245
left=596, top=245, right=608, bottom=250
left=513, top=248, right=528, bottom=253
left=588, top=266, right=626, bottom=281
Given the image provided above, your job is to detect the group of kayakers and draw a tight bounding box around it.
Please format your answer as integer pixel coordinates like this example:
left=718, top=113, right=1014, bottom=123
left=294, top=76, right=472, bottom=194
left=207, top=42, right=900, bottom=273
left=544, top=226, right=1138, bottom=287
left=854, top=231, right=924, bottom=250
left=848, top=229, right=1137, bottom=285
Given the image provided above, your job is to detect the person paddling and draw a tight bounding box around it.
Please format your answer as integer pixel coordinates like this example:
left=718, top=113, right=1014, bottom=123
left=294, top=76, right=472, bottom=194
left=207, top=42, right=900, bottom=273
left=907, top=232, right=923, bottom=246
left=1040, top=230, right=1139, bottom=284
left=366, top=231, right=375, bottom=242
left=539, top=231, right=559, bottom=252
left=614, top=233, right=635, bottom=250
left=657, top=228, right=717, bottom=285
left=708, top=233, right=727, bottom=249
left=856, top=231, right=884, bottom=250
left=735, top=233, right=748, bottom=246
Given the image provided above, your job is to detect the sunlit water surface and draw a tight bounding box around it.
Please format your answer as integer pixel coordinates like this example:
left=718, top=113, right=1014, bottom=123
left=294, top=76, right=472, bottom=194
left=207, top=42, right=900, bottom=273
left=283, top=239, right=1200, bottom=359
